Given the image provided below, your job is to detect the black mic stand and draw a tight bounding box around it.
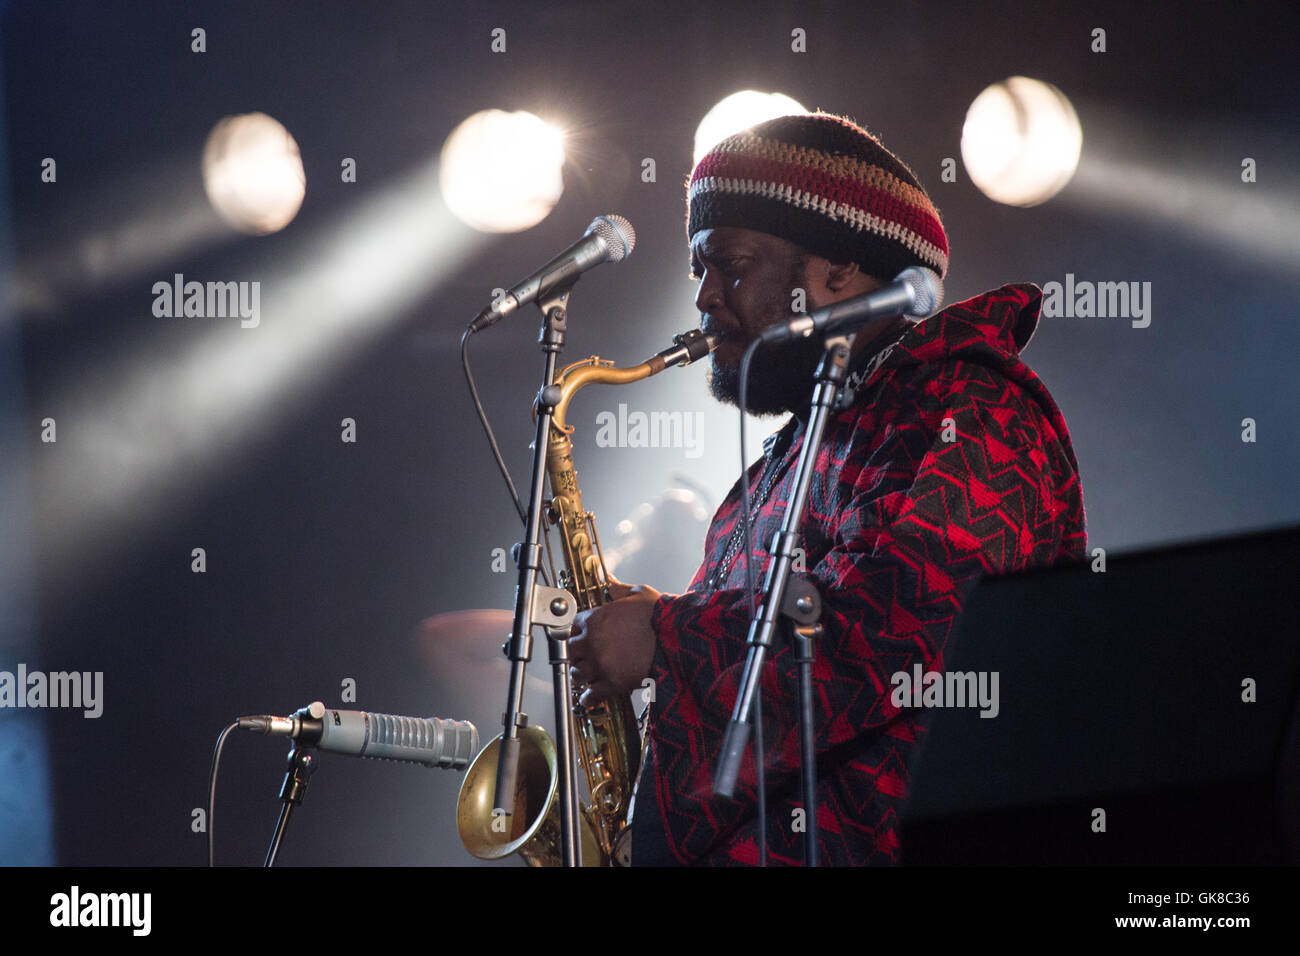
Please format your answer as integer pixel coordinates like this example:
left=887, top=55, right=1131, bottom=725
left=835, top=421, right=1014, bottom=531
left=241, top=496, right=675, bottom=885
left=264, top=743, right=318, bottom=867
left=493, top=286, right=583, bottom=867
left=713, top=333, right=856, bottom=867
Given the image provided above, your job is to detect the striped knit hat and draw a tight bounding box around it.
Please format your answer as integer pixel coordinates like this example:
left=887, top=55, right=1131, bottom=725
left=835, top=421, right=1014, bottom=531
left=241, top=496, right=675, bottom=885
left=688, top=113, right=949, bottom=280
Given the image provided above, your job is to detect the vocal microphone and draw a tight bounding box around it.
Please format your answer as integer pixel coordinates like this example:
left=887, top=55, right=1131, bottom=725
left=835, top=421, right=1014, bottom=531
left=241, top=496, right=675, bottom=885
left=470, top=214, right=636, bottom=332
left=759, top=266, right=943, bottom=344
left=239, top=701, right=479, bottom=770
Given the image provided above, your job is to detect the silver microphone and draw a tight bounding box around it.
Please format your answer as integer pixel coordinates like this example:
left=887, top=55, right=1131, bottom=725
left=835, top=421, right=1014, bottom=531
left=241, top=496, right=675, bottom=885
left=470, top=214, right=636, bottom=332
left=239, top=701, right=479, bottom=770
left=760, top=266, right=943, bottom=344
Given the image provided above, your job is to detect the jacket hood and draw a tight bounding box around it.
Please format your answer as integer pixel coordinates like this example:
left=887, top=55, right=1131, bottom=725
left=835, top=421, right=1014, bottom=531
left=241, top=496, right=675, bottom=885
left=873, top=281, right=1080, bottom=476
left=890, top=281, right=1043, bottom=365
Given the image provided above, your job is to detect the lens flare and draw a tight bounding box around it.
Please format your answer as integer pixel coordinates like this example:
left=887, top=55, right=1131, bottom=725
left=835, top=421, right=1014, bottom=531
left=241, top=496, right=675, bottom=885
left=439, top=110, right=565, bottom=233
left=693, top=91, right=807, bottom=165
left=961, top=77, right=1082, bottom=207
left=202, top=112, right=307, bottom=235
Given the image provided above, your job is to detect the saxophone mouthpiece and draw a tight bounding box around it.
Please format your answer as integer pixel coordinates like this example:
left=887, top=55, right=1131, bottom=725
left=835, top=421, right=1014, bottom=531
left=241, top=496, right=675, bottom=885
left=671, top=328, right=719, bottom=364
left=649, top=327, right=722, bottom=372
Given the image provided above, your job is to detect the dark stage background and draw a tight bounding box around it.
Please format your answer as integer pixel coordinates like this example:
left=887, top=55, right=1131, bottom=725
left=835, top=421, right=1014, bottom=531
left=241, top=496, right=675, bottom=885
left=1, top=0, right=1297, bottom=866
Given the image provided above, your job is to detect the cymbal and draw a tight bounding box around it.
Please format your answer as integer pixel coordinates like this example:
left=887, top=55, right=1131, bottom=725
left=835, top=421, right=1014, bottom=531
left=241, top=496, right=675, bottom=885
left=418, top=608, right=554, bottom=721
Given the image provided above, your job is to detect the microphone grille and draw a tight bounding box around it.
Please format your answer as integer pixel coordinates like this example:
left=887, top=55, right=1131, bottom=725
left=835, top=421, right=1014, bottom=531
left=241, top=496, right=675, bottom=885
left=588, top=214, right=636, bottom=263
left=898, top=266, right=944, bottom=316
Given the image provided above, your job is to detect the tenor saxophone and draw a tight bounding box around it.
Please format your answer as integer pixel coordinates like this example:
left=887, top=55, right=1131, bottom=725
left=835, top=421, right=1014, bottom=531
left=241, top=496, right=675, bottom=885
left=457, top=328, right=717, bottom=866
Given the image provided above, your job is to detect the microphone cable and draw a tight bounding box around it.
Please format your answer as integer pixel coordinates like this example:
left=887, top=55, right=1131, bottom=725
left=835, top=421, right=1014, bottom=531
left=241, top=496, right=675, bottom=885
left=206, top=721, right=240, bottom=867
left=460, top=324, right=527, bottom=524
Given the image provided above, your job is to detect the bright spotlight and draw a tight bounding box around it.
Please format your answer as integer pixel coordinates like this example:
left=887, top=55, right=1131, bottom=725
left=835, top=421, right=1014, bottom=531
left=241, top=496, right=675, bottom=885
left=693, top=91, right=807, bottom=165
left=202, top=112, right=307, bottom=234
left=961, top=77, right=1082, bottom=207
left=439, top=110, right=565, bottom=233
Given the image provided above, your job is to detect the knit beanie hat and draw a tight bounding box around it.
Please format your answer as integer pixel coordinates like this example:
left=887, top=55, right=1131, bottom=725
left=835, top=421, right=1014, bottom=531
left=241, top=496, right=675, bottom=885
left=687, top=113, right=949, bottom=280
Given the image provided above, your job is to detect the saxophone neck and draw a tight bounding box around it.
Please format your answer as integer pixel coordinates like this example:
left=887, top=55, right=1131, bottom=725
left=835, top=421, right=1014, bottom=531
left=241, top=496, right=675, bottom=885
left=551, top=359, right=654, bottom=432
left=549, top=329, right=719, bottom=431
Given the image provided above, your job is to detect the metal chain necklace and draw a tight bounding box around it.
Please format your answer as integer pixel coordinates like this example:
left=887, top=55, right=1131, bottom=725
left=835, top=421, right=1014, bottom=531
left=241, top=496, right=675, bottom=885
left=703, top=320, right=914, bottom=593
left=705, top=449, right=788, bottom=591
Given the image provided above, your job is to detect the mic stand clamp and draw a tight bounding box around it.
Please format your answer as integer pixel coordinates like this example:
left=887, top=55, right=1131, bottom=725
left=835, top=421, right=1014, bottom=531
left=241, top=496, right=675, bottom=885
left=264, top=738, right=319, bottom=868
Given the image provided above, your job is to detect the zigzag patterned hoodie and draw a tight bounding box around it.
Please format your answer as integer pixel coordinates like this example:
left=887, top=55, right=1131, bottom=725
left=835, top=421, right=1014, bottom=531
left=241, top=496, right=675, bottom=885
left=632, top=282, right=1087, bottom=866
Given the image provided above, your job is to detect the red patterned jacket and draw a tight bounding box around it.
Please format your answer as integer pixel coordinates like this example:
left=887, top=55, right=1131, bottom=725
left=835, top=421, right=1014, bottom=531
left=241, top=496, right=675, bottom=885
left=631, top=283, right=1087, bottom=866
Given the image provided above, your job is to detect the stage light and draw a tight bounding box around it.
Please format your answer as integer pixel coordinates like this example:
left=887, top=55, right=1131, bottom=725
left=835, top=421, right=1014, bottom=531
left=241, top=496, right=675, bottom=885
left=202, top=112, right=307, bottom=234
left=961, top=77, right=1082, bottom=207
left=693, top=91, right=807, bottom=165
left=439, top=110, right=565, bottom=233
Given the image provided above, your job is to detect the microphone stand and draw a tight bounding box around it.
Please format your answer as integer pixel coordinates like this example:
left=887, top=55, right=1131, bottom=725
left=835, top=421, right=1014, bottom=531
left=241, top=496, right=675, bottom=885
left=493, top=285, right=583, bottom=867
left=713, top=333, right=856, bottom=867
left=264, top=743, right=318, bottom=867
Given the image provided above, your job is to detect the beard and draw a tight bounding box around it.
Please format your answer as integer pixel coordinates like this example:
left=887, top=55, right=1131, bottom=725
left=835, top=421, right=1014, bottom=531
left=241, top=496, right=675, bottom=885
left=705, top=252, right=826, bottom=416
left=706, top=333, right=830, bottom=416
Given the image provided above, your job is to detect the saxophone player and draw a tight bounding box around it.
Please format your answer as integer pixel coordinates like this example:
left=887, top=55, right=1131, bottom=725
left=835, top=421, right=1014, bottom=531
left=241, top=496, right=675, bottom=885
left=567, top=113, right=1087, bottom=866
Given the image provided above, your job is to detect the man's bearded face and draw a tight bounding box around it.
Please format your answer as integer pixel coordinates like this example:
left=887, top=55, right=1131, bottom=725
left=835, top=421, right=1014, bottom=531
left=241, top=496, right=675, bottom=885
left=691, top=227, right=829, bottom=416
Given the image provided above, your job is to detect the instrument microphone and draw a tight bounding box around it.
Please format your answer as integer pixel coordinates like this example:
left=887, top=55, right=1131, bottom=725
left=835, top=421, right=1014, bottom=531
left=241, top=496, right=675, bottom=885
left=470, top=214, right=636, bottom=332
left=759, top=266, right=943, bottom=344
left=239, top=701, right=479, bottom=770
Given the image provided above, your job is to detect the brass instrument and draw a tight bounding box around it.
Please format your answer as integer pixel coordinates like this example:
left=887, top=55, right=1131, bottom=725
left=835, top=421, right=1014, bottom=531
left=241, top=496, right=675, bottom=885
left=457, top=328, right=717, bottom=866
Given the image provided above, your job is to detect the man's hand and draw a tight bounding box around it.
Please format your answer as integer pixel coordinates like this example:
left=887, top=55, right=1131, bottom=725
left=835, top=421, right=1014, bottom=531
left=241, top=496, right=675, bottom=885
left=568, top=581, right=662, bottom=706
